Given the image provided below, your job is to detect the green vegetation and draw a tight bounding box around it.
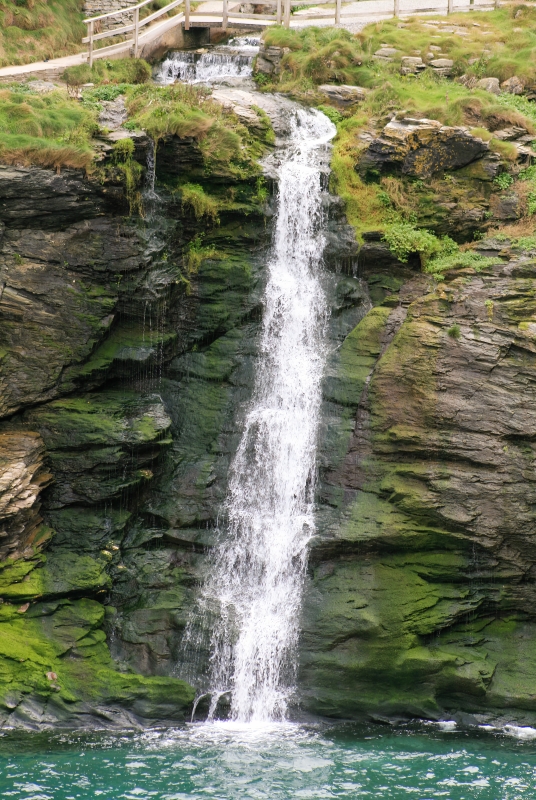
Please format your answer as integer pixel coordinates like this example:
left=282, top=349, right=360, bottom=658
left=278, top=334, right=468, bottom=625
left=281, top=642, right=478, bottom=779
left=0, top=0, right=85, bottom=67
left=0, top=86, right=97, bottom=169
left=185, top=234, right=219, bottom=274
left=447, top=323, right=461, bottom=339
left=257, top=10, right=536, bottom=272
left=180, top=183, right=220, bottom=222
left=111, top=138, right=143, bottom=213
left=125, top=83, right=262, bottom=178
left=382, top=223, right=497, bottom=278
left=62, top=59, right=152, bottom=89
left=359, top=6, right=536, bottom=87
left=262, top=26, right=368, bottom=90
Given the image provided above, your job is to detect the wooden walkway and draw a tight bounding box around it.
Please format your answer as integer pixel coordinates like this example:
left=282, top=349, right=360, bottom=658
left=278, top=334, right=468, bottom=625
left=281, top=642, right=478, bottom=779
left=83, top=0, right=496, bottom=65
left=0, top=0, right=496, bottom=80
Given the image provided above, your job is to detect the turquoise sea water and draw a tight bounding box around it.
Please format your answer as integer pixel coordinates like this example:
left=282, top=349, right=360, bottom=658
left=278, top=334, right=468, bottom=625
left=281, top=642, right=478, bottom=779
left=1, top=721, right=536, bottom=800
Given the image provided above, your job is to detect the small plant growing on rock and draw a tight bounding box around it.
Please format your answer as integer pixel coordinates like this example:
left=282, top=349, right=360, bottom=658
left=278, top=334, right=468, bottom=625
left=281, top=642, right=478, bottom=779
left=111, top=138, right=143, bottom=215
left=185, top=234, right=218, bottom=274
left=180, top=183, right=220, bottom=222
left=485, top=299, right=494, bottom=320
left=494, top=173, right=514, bottom=190
left=447, top=324, right=461, bottom=340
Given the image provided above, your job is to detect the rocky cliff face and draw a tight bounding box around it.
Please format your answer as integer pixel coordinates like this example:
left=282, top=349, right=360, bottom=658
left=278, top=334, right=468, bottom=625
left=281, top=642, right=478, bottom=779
left=301, top=237, right=536, bottom=725
left=0, top=131, right=275, bottom=726
left=3, top=101, right=536, bottom=729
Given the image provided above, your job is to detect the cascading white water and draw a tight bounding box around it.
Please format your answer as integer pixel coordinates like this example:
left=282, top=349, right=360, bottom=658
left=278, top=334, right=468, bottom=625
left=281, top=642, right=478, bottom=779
left=199, top=107, right=336, bottom=724
left=156, top=44, right=257, bottom=85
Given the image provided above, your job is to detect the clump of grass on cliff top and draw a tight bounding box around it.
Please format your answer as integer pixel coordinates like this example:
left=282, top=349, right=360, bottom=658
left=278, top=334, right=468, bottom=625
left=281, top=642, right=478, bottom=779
left=125, top=83, right=262, bottom=179
left=0, top=0, right=85, bottom=68
left=259, top=26, right=369, bottom=91
left=62, top=59, right=152, bottom=89
left=0, top=87, right=97, bottom=169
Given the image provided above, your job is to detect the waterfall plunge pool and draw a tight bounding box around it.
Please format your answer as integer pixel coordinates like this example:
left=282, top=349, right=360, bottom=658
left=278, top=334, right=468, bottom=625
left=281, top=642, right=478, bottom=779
left=2, top=721, right=536, bottom=799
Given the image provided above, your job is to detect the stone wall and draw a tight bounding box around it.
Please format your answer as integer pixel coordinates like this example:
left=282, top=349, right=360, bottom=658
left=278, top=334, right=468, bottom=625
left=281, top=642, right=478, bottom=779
left=83, top=0, right=138, bottom=29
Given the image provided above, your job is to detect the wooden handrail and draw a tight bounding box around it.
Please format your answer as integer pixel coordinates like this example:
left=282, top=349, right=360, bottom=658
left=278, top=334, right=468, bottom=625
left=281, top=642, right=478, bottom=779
left=83, top=0, right=499, bottom=66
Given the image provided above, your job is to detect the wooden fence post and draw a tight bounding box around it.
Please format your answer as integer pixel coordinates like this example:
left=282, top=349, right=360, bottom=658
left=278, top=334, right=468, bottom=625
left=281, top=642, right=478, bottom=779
left=88, top=19, right=94, bottom=67
left=335, top=0, right=341, bottom=24
left=276, top=0, right=282, bottom=24
left=393, top=0, right=399, bottom=16
left=447, top=0, right=453, bottom=12
left=222, top=0, right=228, bottom=29
left=133, top=6, right=140, bottom=57
left=185, top=0, right=190, bottom=29
left=284, top=0, right=290, bottom=27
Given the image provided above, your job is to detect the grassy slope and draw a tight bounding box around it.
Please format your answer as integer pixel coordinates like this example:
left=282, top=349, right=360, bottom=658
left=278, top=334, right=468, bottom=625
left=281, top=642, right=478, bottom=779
left=0, top=0, right=179, bottom=67
left=0, top=67, right=267, bottom=181
left=0, top=0, right=85, bottom=67
left=259, top=9, right=536, bottom=258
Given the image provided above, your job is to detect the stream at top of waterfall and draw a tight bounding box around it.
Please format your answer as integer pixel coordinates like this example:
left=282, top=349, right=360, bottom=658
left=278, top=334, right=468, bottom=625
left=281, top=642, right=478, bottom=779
left=2, top=721, right=536, bottom=799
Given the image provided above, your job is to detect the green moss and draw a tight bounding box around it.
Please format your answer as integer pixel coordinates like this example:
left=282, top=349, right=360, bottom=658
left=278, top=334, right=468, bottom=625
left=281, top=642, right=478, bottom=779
left=0, top=552, right=110, bottom=602
left=324, top=306, right=391, bottom=407
left=65, top=321, right=177, bottom=383
left=0, top=596, right=194, bottom=721
left=181, top=184, right=220, bottom=222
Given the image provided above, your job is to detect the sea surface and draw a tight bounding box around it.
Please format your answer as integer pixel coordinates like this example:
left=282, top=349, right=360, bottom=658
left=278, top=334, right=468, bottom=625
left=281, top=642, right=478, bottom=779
left=1, top=720, right=535, bottom=799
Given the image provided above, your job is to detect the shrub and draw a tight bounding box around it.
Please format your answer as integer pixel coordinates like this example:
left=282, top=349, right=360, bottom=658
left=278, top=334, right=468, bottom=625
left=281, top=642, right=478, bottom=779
left=317, top=104, right=343, bottom=125
left=382, top=223, right=454, bottom=266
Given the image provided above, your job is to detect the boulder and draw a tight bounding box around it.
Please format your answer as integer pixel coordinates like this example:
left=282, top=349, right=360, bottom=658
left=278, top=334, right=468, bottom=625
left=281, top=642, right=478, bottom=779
left=318, top=84, right=368, bottom=107
left=26, top=80, right=58, bottom=94
left=359, top=117, right=489, bottom=179
left=373, top=47, right=400, bottom=62
left=476, top=77, right=501, bottom=95
left=400, top=56, right=425, bottom=75
left=97, top=95, right=127, bottom=131
left=458, top=74, right=479, bottom=89
left=429, top=58, right=454, bottom=77
left=254, top=45, right=290, bottom=76
left=501, top=75, right=525, bottom=95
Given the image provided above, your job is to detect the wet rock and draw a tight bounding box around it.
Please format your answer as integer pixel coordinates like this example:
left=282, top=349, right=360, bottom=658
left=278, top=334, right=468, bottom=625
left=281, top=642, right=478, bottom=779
left=0, top=432, right=51, bottom=560
left=359, top=117, right=489, bottom=179
left=476, top=76, right=501, bottom=94
left=317, top=84, right=368, bottom=107
left=302, top=253, right=536, bottom=723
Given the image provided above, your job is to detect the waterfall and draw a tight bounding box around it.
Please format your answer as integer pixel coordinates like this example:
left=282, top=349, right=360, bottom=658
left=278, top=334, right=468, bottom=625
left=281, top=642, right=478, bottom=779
left=198, top=107, right=336, bottom=724
left=156, top=47, right=256, bottom=85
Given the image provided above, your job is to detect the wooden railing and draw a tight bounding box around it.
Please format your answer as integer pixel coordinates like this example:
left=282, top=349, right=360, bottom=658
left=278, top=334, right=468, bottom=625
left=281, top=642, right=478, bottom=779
left=84, top=0, right=499, bottom=65
left=83, top=0, right=184, bottom=65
